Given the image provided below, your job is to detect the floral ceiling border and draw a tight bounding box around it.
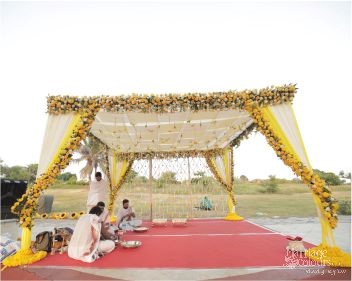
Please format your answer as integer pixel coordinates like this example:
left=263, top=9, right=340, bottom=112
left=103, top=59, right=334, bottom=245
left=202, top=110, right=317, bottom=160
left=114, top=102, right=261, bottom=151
left=47, top=84, right=296, bottom=114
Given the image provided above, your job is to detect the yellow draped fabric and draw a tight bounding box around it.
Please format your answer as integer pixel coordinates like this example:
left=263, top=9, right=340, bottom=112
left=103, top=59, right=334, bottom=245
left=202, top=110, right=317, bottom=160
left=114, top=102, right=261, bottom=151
left=107, top=153, right=134, bottom=219
left=4, top=113, right=83, bottom=267
left=205, top=147, right=243, bottom=221
left=260, top=103, right=350, bottom=267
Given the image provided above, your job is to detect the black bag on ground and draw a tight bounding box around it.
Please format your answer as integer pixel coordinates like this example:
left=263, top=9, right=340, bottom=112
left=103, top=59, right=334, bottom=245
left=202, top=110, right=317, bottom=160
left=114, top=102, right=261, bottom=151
left=34, top=231, right=53, bottom=252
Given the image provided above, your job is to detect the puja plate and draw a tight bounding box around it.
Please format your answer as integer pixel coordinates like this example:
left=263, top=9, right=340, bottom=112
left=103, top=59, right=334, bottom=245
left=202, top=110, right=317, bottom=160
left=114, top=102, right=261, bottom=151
left=133, top=227, right=149, bottom=232
left=121, top=240, right=142, bottom=248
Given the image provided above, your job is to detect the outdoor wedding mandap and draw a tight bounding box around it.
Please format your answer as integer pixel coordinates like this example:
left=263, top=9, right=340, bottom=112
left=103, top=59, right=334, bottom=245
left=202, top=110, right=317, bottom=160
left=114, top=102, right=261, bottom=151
left=4, top=84, right=350, bottom=268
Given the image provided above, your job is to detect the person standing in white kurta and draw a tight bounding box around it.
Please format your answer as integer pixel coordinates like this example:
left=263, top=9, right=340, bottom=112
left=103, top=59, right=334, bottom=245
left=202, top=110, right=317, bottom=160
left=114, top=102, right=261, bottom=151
left=87, top=172, right=108, bottom=212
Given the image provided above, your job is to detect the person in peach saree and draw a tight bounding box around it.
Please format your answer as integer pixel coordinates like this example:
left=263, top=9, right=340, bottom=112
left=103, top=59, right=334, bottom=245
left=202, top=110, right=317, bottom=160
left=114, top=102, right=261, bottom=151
left=68, top=206, right=115, bottom=263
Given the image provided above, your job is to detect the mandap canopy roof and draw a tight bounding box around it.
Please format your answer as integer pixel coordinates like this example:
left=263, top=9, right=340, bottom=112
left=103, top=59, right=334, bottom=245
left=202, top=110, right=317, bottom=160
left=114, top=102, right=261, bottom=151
left=46, top=84, right=296, bottom=159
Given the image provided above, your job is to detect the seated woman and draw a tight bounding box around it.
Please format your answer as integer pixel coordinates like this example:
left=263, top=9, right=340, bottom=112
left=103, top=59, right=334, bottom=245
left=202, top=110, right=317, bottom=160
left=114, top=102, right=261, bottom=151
left=68, top=206, right=115, bottom=263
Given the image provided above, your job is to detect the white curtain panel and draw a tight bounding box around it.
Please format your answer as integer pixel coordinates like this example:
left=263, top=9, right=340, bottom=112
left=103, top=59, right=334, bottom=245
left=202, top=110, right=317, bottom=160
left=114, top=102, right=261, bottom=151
left=268, top=103, right=311, bottom=168
left=214, top=156, right=226, bottom=182
left=36, top=113, right=76, bottom=177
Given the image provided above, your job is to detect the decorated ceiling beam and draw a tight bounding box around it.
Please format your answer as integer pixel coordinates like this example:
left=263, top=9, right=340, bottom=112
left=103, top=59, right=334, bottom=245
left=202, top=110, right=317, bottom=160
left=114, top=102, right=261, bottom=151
left=230, top=122, right=257, bottom=148
left=102, top=146, right=227, bottom=161
left=86, top=121, right=256, bottom=160
left=47, top=84, right=297, bottom=114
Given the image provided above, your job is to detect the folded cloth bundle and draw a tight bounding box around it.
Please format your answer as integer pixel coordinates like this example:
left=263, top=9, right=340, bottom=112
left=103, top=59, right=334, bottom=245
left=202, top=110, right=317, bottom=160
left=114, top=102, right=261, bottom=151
left=0, top=236, right=20, bottom=262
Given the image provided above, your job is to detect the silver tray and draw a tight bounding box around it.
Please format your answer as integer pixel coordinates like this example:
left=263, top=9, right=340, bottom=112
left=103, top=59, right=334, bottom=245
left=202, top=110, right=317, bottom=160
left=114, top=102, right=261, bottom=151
left=120, top=240, right=142, bottom=248
left=133, top=227, right=149, bottom=232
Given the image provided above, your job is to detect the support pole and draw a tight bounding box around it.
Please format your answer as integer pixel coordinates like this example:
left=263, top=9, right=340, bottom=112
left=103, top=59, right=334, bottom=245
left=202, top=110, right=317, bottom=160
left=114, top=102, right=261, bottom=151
left=148, top=158, right=153, bottom=221
left=224, top=148, right=243, bottom=221
left=21, top=227, right=32, bottom=250
left=187, top=157, right=191, bottom=184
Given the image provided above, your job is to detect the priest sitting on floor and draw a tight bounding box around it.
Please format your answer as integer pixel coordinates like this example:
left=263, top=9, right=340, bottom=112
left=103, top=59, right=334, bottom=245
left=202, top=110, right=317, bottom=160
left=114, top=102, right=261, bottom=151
left=68, top=206, right=115, bottom=263
left=116, top=199, right=142, bottom=231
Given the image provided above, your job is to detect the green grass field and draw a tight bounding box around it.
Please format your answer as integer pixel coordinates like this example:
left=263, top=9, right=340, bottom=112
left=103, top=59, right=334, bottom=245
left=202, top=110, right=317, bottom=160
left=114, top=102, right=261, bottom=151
left=43, top=182, right=351, bottom=219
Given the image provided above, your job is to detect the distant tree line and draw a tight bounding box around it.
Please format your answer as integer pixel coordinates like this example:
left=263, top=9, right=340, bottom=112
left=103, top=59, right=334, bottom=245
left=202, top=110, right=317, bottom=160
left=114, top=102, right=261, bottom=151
left=313, top=169, right=348, bottom=186
left=0, top=159, right=84, bottom=185
left=0, top=159, right=38, bottom=185
left=1, top=156, right=349, bottom=188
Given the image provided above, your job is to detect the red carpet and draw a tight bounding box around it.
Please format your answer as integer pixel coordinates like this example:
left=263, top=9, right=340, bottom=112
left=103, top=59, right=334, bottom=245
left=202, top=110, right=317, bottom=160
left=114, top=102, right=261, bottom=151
left=34, top=219, right=316, bottom=269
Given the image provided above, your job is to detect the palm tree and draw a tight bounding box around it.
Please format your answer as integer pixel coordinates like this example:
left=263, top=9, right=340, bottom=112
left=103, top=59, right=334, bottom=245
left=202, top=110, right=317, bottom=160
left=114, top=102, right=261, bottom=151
left=72, top=136, right=107, bottom=181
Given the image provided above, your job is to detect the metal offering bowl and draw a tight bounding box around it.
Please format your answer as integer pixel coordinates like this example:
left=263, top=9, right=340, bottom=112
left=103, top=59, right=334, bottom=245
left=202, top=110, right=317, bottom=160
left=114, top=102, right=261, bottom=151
left=121, top=240, right=142, bottom=248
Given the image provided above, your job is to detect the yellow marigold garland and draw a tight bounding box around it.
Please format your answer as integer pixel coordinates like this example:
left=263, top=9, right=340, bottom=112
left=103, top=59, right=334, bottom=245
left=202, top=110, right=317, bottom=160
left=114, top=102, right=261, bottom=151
left=230, top=123, right=257, bottom=148
left=47, top=84, right=296, bottom=114
left=115, top=147, right=231, bottom=161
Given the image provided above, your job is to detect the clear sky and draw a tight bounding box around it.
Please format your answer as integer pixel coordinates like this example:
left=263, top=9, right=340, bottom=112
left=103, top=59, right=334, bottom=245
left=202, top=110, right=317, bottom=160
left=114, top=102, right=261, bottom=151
left=0, top=1, right=350, bottom=180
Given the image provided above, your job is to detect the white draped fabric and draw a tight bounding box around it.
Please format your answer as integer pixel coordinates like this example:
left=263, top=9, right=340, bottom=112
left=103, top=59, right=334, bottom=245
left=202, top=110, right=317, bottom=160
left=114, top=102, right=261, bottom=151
left=267, top=103, right=311, bottom=168
left=265, top=103, right=335, bottom=246
left=214, top=156, right=226, bottom=181
left=90, top=109, right=252, bottom=153
left=36, top=113, right=77, bottom=177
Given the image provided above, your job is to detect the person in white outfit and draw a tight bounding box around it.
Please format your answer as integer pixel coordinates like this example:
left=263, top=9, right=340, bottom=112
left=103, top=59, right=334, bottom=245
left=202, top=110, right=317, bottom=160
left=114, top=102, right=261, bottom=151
left=87, top=172, right=108, bottom=212
left=116, top=199, right=142, bottom=230
left=97, top=201, right=116, bottom=240
left=68, top=206, right=115, bottom=263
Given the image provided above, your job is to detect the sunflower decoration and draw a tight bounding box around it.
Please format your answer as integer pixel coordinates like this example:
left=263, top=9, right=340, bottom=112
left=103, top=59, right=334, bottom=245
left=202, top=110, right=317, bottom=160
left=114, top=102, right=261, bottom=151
left=79, top=211, right=85, bottom=216
left=60, top=212, right=68, bottom=219
left=70, top=212, right=79, bottom=219
left=40, top=213, right=49, bottom=219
